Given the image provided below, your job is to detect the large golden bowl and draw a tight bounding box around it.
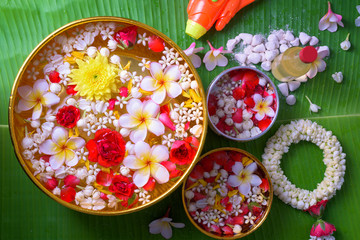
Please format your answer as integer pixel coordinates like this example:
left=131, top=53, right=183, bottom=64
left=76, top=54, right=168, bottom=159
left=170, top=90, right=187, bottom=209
left=182, top=147, right=273, bottom=239
left=9, top=17, right=207, bottom=215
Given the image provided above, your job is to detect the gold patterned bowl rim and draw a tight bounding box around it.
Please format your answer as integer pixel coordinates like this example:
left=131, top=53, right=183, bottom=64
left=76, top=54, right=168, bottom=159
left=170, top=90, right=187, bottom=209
left=8, top=16, right=208, bottom=216
left=182, top=147, right=273, bottom=239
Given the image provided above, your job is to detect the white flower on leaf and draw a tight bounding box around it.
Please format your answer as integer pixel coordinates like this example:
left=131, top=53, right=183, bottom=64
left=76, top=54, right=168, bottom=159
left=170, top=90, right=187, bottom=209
left=203, top=41, right=230, bottom=71
left=119, top=99, right=165, bottom=143
left=183, top=42, right=204, bottom=68
left=228, top=162, right=262, bottom=196
left=305, top=96, right=321, bottom=113
left=17, top=79, right=60, bottom=119
left=356, top=6, right=360, bottom=27
left=123, top=141, right=169, bottom=188
left=318, top=1, right=344, bottom=32
left=340, top=33, right=351, bottom=51
left=140, top=62, right=182, bottom=104
left=149, top=216, right=185, bottom=239
left=39, top=127, right=85, bottom=170
left=252, top=94, right=275, bottom=121
left=332, top=72, right=343, bottom=83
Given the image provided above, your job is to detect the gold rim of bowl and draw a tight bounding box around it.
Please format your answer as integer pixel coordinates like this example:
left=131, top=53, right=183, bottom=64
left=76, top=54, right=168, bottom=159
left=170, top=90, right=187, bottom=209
left=182, top=147, right=273, bottom=239
left=8, top=16, right=208, bottom=216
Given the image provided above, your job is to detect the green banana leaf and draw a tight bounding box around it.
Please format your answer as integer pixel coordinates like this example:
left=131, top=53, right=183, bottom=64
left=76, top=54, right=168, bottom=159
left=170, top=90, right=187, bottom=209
left=1, top=0, right=359, bottom=239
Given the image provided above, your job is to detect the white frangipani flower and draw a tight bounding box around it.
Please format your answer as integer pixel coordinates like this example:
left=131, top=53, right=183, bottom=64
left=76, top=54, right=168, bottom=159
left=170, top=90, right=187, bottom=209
left=228, top=162, right=262, bottom=196
left=140, top=62, right=182, bottom=104
left=149, top=216, right=185, bottom=239
left=17, top=79, right=60, bottom=119
left=39, top=127, right=85, bottom=170
left=119, top=99, right=165, bottom=143
left=123, top=141, right=169, bottom=188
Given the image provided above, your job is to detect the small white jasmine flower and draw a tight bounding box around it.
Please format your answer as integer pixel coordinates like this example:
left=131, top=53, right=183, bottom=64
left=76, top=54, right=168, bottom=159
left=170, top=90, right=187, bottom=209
left=185, top=190, right=194, bottom=200
left=233, top=224, right=242, bottom=234
left=305, top=96, right=321, bottom=113
left=340, top=33, right=351, bottom=51
left=120, top=165, right=130, bottom=176
left=332, top=72, right=343, bottom=83
left=162, top=133, right=175, bottom=148
left=49, top=83, right=62, bottom=94
left=137, top=33, right=148, bottom=46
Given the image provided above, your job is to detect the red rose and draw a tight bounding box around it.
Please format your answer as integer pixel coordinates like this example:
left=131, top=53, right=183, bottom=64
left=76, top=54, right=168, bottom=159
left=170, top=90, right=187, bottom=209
left=310, top=220, right=336, bottom=237
left=169, top=139, right=196, bottom=165
left=66, top=85, right=77, bottom=95
left=86, top=128, right=126, bottom=167
left=56, top=105, right=80, bottom=128
left=109, top=175, right=135, bottom=201
left=114, top=26, right=137, bottom=49
left=305, top=200, right=328, bottom=218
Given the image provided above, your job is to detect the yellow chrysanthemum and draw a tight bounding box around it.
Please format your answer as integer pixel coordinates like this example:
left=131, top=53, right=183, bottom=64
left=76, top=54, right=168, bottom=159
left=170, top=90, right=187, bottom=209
left=68, top=53, right=118, bottom=101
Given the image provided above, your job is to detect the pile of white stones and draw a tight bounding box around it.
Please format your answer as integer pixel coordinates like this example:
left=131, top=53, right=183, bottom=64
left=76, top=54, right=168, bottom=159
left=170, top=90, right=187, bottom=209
left=226, top=30, right=329, bottom=106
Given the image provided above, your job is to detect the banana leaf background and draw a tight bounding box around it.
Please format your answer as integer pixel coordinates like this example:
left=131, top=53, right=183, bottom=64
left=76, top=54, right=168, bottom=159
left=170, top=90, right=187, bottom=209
left=1, top=0, right=359, bottom=239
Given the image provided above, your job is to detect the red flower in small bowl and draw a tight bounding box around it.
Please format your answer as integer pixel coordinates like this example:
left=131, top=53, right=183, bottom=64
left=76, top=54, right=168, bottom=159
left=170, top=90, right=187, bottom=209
left=169, top=137, right=198, bottom=165
left=114, top=26, right=137, bottom=49
left=56, top=105, right=80, bottom=128
left=86, top=128, right=126, bottom=168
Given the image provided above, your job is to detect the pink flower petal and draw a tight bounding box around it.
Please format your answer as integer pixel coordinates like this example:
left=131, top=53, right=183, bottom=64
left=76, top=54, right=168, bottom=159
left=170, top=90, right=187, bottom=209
left=32, top=103, right=43, bottom=120
left=232, top=162, right=244, bottom=175
left=150, top=62, right=164, bottom=80
left=216, top=54, right=228, bottom=67
left=42, top=92, right=60, bottom=106
left=149, top=219, right=163, bottom=234
left=316, top=59, right=327, bottom=72
left=239, top=182, right=251, bottom=195
left=204, top=58, right=216, bottom=71
left=189, top=54, right=202, bottom=68
left=40, top=139, right=60, bottom=155
left=213, top=49, right=221, bottom=57
left=151, top=87, right=167, bottom=104
left=329, top=14, right=339, bottom=23
left=319, top=18, right=330, bottom=31
left=33, top=79, right=49, bottom=94
left=150, top=162, right=169, bottom=184
left=255, top=112, right=265, bottom=121
left=146, top=119, right=165, bottom=136
left=264, top=95, right=273, bottom=106
left=327, top=22, right=338, bottom=32
left=159, top=113, right=176, bottom=131
left=126, top=99, right=143, bottom=116
left=306, top=66, right=318, bottom=79
left=18, top=85, right=34, bottom=101
left=160, top=222, right=172, bottom=239
left=164, top=65, right=181, bottom=82
left=119, top=114, right=139, bottom=128
left=245, top=162, right=257, bottom=173
left=49, top=151, right=66, bottom=170
left=18, top=99, right=36, bottom=112
left=66, top=137, right=85, bottom=150
left=253, top=93, right=263, bottom=103
left=183, top=42, right=195, bottom=56
left=150, top=145, right=169, bottom=163
left=251, top=174, right=262, bottom=186
left=165, top=82, right=182, bottom=99
left=52, top=127, right=68, bottom=145
left=265, top=107, right=275, bottom=117
left=64, top=149, right=76, bottom=166
left=143, top=100, right=160, bottom=118
left=133, top=166, right=151, bottom=187
left=123, top=155, right=147, bottom=170
left=228, top=175, right=241, bottom=187
left=140, top=76, right=158, bottom=91
left=129, top=123, right=148, bottom=142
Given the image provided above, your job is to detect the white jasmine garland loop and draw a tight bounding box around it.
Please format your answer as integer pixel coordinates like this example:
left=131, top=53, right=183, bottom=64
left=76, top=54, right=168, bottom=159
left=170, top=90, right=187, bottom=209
left=262, top=119, right=346, bottom=210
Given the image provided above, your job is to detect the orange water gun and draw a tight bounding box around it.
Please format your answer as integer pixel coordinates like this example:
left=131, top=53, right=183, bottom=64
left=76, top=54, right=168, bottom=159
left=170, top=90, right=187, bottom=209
left=186, top=0, right=256, bottom=39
